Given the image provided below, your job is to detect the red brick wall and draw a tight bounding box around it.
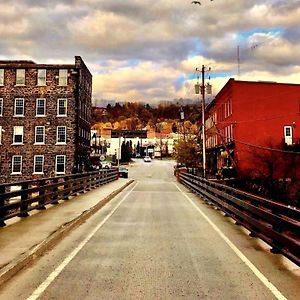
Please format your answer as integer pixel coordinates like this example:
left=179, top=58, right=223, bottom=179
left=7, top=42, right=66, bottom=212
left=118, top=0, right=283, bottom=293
left=206, top=79, right=300, bottom=179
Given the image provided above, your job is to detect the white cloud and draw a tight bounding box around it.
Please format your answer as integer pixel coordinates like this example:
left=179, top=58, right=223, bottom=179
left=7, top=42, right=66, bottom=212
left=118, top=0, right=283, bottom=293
left=0, top=0, right=300, bottom=104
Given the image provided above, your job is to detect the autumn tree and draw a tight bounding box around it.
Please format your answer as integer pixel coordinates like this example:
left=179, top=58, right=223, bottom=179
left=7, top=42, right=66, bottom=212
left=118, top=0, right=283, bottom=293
left=173, top=136, right=200, bottom=168
left=242, top=141, right=300, bottom=205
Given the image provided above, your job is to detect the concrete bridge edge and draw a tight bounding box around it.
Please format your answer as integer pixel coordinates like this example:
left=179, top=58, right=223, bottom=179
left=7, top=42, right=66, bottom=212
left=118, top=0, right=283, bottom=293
left=0, top=179, right=135, bottom=286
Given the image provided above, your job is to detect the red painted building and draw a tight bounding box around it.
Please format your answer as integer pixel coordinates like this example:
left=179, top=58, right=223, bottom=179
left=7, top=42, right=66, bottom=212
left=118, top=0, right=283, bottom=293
left=205, top=79, right=300, bottom=179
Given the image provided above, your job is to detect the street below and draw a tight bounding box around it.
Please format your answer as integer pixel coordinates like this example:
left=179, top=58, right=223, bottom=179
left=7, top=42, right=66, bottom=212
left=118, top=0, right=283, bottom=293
left=0, top=159, right=299, bottom=300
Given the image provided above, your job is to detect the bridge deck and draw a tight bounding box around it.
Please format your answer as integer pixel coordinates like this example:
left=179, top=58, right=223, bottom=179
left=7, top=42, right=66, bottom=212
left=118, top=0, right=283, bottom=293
left=0, top=179, right=131, bottom=285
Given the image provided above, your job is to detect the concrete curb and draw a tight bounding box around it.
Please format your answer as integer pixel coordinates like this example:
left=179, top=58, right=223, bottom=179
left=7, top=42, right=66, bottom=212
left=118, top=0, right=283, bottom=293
left=0, top=179, right=134, bottom=286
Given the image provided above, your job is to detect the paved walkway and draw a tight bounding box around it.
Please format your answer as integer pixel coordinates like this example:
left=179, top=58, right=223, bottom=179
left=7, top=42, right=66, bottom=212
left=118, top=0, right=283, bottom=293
left=0, top=179, right=133, bottom=285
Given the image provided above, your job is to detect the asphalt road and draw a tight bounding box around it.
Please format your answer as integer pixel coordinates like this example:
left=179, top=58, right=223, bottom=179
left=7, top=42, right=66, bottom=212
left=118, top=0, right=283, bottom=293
left=0, top=159, right=299, bottom=299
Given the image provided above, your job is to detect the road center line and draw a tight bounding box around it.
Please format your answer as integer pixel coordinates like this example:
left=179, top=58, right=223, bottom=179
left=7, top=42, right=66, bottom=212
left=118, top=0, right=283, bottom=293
left=174, top=183, right=287, bottom=300
left=27, top=182, right=138, bottom=300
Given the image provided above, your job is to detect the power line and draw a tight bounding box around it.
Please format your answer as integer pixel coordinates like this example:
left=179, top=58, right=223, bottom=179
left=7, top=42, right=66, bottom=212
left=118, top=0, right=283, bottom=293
left=214, top=130, right=300, bottom=155
left=217, top=112, right=299, bottom=124
left=206, top=115, right=300, bottom=155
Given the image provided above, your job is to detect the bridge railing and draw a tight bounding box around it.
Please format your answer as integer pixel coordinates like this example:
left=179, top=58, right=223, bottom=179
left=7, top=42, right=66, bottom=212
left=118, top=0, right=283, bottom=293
left=178, top=172, right=300, bottom=266
left=0, top=168, right=119, bottom=227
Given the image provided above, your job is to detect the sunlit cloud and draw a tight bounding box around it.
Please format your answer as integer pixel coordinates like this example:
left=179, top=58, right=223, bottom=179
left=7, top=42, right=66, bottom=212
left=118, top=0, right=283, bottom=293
left=0, top=0, right=300, bottom=105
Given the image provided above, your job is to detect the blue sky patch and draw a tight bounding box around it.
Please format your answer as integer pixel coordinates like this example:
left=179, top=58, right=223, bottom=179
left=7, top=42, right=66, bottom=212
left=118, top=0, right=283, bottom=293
left=237, top=27, right=282, bottom=42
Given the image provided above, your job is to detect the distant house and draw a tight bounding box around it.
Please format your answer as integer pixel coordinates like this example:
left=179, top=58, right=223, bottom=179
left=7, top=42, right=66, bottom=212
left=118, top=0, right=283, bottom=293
left=0, top=56, right=92, bottom=183
left=205, top=79, right=300, bottom=179
left=92, top=107, right=107, bottom=116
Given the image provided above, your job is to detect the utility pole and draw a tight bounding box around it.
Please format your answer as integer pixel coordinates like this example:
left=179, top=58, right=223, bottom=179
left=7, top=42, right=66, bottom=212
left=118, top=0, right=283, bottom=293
left=237, top=45, right=240, bottom=78
left=180, top=106, right=185, bottom=142
left=195, top=65, right=209, bottom=178
left=201, top=65, right=207, bottom=178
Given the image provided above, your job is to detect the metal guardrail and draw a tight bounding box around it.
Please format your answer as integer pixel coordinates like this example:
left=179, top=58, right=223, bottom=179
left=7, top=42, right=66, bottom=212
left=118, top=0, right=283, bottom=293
left=178, top=172, right=300, bottom=266
left=0, top=168, right=119, bottom=227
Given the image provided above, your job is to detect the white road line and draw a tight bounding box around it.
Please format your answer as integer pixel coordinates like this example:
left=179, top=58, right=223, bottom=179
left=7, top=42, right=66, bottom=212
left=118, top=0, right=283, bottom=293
left=27, top=182, right=138, bottom=300
left=174, top=183, right=287, bottom=300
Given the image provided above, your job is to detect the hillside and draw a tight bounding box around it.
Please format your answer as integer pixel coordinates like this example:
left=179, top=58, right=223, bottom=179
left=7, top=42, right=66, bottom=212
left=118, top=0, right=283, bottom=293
left=91, top=102, right=201, bottom=133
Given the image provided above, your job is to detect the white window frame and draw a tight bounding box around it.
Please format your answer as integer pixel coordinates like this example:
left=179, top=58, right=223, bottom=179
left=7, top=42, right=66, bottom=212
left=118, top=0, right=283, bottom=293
left=12, top=155, right=22, bottom=174
left=37, top=69, right=46, bottom=86
left=284, top=126, right=293, bottom=145
left=55, top=155, right=66, bottom=174
left=13, top=126, right=24, bottom=144
left=58, top=69, right=68, bottom=86
left=57, top=98, right=67, bottom=116
left=0, top=98, right=3, bottom=116
left=56, top=126, right=66, bottom=144
left=229, top=98, right=232, bottom=116
left=16, top=69, right=25, bottom=86
left=14, top=98, right=24, bottom=117
left=35, top=126, right=45, bottom=144
left=230, top=124, right=234, bottom=142
left=36, top=98, right=46, bottom=116
left=0, top=69, right=4, bottom=86
left=33, top=155, right=44, bottom=174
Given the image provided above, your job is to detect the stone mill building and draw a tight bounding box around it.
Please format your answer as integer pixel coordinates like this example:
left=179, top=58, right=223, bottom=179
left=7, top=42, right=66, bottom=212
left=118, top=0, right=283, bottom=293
left=0, top=56, right=92, bottom=183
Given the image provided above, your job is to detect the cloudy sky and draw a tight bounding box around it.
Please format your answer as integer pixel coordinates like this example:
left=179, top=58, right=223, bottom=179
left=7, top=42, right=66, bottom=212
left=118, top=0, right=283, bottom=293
left=1, top=0, right=300, bottom=105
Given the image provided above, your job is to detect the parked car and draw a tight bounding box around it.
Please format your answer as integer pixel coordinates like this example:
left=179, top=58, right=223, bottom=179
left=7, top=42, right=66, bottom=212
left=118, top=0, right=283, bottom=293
left=144, top=156, right=152, bottom=162
left=119, top=166, right=129, bottom=178
left=100, top=161, right=111, bottom=169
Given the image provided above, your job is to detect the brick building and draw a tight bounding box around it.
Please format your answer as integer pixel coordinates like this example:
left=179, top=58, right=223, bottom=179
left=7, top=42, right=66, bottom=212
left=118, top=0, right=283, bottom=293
left=205, top=79, right=300, bottom=179
left=0, top=56, right=92, bottom=183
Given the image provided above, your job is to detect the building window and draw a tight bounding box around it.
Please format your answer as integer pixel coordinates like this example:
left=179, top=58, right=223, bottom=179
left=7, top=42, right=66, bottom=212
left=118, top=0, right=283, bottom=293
left=229, top=124, right=234, bottom=142
left=56, top=155, right=66, bottom=174
left=56, top=126, right=66, bottom=144
left=34, top=155, right=44, bottom=174
left=14, top=98, right=24, bottom=116
left=37, top=69, right=46, bottom=86
left=13, top=126, right=23, bottom=144
left=284, top=126, right=293, bottom=145
left=0, top=98, right=3, bottom=116
left=12, top=155, right=22, bottom=174
left=0, top=69, right=4, bottom=85
left=57, top=98, right=67, bottom=116
left=229, top=98, right=232, bottom=116
left=35, top=126, right=45, bottom=144
left=36, top=98, right=46, bottom=116
left=16, top=69, right=25, bottom=85
left=58, top=69, right=68, bottom=86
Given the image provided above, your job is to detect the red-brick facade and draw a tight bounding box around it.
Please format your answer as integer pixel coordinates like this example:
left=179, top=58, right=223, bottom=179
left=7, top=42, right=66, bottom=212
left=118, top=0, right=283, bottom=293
left=0, top=56, right=92, bottom=183
left=205, top=79, right=300, bottom=179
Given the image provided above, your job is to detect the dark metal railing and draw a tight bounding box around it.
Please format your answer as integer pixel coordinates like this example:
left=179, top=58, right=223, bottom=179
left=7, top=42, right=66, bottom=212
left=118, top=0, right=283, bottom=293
left=0, top=168, right=119, bottom=227
left=178, top=172, right=300, bottom=266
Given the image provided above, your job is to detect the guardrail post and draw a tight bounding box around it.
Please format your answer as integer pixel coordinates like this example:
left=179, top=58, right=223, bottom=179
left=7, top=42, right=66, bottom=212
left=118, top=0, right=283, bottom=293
left=71, top=175, right=78, bottom=195
left=79, top=174, right=86, bottom=193
left=90, top=173, right=96, bottom=189
left=0, top=186, right=6, bottom=227
left=87, top=173, right=93, bottom=191
left=37, top=179, right=46, bottom=210
left=51, top=178, right=59, bottom=204
left=18, top=182, right=29, bottom=217
left=63, top=176, right=70, bottom=200
left=95, top=171, right=101, bottom=187
left=270, top=222, right=283, bottom=254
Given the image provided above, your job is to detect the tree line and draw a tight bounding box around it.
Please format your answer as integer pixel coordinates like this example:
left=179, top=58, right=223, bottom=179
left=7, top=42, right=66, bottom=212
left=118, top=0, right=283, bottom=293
left=91, top=102, right=201, bottom=131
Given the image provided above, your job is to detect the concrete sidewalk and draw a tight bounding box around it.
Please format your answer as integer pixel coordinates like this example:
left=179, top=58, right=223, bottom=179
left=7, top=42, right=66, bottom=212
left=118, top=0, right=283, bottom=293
left=0, top=179, right=134, bottom=285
